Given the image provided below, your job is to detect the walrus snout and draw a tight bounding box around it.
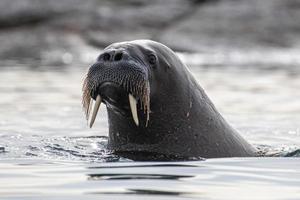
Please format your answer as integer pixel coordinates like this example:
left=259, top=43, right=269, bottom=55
left=82, top=51, right=151, bottom=128
left=98, top=49, right=126, bottom=62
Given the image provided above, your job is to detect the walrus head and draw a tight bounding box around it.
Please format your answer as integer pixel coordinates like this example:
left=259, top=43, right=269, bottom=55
left=82, top=40, right=185, bottom=129
left=82, top=41, right=153, bottom=128
left=82, top=40, right=256, bottom=160
left=82, top=40, right=191, bottom=159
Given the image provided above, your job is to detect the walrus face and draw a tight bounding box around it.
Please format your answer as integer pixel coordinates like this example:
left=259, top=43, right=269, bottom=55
left=82, top=41, right=157, bottom=128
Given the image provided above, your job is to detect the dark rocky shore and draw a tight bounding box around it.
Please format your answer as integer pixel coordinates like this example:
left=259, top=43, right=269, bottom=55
left=0, top=0, right=299, bottom=64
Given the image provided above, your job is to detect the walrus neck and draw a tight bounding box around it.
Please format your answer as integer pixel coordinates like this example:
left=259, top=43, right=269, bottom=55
left=106, top=75, right=256, bottom=160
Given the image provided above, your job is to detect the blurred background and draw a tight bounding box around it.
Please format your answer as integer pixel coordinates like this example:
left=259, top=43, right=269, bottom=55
left=0, top=0, right=300, bottom=159
left=1, top=0, right=300, bottom=65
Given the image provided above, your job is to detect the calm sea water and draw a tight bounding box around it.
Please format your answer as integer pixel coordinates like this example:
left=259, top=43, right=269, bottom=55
left=0, top=50, right=300, bottom=199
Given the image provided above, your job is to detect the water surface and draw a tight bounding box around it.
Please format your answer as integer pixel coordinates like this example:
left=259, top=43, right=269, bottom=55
left=0, top=51, right=300, bottom=199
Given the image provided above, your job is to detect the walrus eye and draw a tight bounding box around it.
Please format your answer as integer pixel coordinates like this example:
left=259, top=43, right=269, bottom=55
left=148, top=54, right=156, bottom=65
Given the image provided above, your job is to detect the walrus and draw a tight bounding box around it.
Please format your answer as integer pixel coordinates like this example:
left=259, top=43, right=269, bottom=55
left=82, top=40, right=256, bottom=161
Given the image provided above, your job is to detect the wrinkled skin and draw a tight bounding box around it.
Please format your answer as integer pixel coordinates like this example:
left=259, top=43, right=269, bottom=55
left=83, top=40, right=256, bottom=161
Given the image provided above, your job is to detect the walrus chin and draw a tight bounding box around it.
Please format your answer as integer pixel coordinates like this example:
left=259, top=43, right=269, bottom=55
left=82, top=52, right=150, bottom=128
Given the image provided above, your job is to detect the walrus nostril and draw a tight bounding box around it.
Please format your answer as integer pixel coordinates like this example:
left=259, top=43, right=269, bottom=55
left=103, top=53, right=111, bottom=61
left=114, top=52, right=123, bottom=61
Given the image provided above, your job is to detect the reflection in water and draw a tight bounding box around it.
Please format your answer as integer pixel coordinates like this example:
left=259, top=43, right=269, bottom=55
left=88, top=173, right=194, bottom=180
left=88, top=189, right=191, bottom=196
left=126, top=189, right=187, bottom=196
left=1, top=158, right=300, bottom=199
left=88, top=163, right=199, bottom=168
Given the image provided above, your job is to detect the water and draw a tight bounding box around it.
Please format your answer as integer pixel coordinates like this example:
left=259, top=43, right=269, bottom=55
left=1, top=158, right=299, bottom=200
left=0, top=50, right=300, bottom=199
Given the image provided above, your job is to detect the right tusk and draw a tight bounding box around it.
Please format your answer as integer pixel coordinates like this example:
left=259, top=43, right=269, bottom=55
left=129, top=94, right=139, bottom=126
left=89, top=95, right=102, bottom=128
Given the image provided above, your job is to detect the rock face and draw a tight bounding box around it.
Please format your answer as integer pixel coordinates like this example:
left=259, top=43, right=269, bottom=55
left=0, top=0, right=299, bottom=63
left=159, top=0, right=300, bottom=52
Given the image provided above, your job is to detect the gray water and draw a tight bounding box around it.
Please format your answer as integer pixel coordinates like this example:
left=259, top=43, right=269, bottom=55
left=0, top=50, right=300, bottom=199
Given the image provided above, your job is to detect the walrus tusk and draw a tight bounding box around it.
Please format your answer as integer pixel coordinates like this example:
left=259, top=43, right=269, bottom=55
left=129, top=94, right=139, bottom=126
left=89, top=95, right=102, bottom=128
left=86, top=97, right=92, bottom=121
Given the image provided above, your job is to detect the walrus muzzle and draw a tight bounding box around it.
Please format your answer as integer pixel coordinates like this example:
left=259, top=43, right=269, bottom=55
left=82, top=50, right=150, bottom=128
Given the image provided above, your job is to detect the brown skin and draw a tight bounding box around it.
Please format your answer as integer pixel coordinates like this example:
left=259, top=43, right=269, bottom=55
left=83, top=40, right=257, bottom=161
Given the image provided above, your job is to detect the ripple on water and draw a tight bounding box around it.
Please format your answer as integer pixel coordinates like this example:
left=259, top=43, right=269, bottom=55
left=1, top=157, right=299, bottom=200
left=0, top=134, right=299, bottom=163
